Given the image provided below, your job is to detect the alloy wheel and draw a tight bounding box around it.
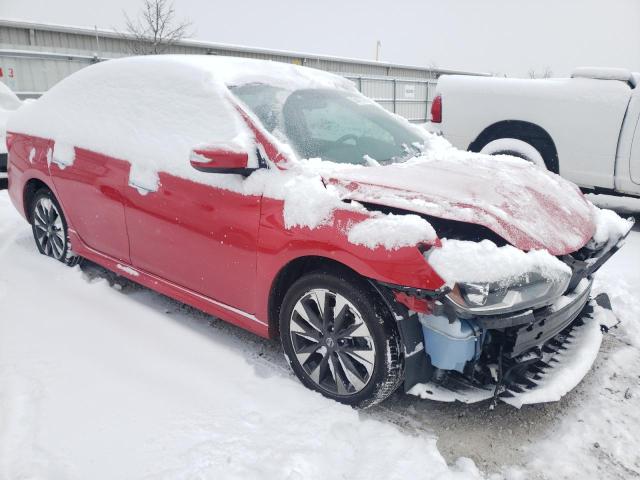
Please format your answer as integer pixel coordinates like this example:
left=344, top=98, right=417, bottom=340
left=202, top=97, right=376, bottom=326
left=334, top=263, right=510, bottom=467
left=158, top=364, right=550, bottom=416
left=33, top=197, right=66, bottom=260
left=289, top=288, right=376, bottom=396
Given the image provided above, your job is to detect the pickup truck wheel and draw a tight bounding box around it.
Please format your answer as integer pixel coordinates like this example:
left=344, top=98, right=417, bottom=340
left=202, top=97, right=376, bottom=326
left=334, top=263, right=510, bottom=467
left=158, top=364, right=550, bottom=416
left=480, top=138, right=546, bottom=169
left=30, top=189, right=82, bottom=267
left=280, top=271, right=403, bottom=408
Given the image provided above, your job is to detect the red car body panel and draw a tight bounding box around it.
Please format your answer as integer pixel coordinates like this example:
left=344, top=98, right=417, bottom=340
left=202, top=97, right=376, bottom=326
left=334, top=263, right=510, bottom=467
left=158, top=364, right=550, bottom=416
left=50, top=148, right=131, bottom=262
left=122, top=171, right=261, bottom=315
left=253, top=200, right=446, bottom=325
left=7, top=134, right=54, bottom=217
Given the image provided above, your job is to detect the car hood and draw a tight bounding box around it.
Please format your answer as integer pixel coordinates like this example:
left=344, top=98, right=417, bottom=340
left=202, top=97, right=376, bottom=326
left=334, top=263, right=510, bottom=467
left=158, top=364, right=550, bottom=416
left=325, top=154, right=596, bottom=255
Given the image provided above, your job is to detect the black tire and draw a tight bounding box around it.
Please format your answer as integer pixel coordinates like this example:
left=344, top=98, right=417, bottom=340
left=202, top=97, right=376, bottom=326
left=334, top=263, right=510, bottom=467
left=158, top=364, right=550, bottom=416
left=30, top=189, right=82, bottom=266
left=280, top=271, right=403, bottom=408
left=469, top=121, right=559, bottom=173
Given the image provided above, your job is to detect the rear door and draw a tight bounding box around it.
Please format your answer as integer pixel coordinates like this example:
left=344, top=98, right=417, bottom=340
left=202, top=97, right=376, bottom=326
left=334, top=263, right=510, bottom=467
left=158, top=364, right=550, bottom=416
left=49, top=145, right=130, bottom=262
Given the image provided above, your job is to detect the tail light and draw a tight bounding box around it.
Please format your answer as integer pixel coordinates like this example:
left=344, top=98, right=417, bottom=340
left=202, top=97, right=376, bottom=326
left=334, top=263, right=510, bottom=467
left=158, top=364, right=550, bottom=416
left=431, top=95, right=442, bottom=123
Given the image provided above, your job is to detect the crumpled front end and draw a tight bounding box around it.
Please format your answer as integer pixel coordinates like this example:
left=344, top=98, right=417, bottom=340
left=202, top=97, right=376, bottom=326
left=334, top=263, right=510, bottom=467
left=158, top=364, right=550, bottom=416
left=378, top=213, right=634, bottom=408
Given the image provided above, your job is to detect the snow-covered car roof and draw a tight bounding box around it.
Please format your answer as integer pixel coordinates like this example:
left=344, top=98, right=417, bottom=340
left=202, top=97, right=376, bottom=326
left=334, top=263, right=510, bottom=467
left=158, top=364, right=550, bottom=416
left=8, top=55, right=358, bottom=188
left=181, top=55, right=357, bottom=91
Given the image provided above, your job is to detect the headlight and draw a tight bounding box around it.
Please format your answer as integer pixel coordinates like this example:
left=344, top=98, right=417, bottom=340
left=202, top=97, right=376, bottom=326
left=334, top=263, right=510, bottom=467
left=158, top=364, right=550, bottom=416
left=445, top=271, right=571, bottom=316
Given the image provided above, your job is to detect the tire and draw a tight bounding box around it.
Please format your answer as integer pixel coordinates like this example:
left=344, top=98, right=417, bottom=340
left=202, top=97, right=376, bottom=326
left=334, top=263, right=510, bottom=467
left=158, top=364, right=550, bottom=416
left=280, top=271, right=403, bottom=408
left=30, top=189, right=82, bottom=266
left=469, top=121, right=559, bottom=173
left=479, top=138, right=547, bottom=169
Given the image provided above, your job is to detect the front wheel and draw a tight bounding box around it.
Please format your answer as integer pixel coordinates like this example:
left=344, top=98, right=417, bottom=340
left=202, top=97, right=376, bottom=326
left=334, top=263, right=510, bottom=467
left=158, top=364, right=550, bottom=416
left=30, top=189, right=82, bottom=266
left=280, top=271, right=403, bottom=408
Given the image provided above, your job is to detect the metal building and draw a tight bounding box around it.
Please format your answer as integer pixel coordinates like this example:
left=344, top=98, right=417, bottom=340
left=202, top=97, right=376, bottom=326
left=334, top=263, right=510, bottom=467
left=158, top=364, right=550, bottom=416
left=0, top=19, right=485, bottom=122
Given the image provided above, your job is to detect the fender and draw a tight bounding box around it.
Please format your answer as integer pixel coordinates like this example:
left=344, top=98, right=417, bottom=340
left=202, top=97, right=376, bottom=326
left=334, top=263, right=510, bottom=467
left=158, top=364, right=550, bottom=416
left=6, top=133, right=58, bottom=222
left=255, top=197, right=446, bottom=333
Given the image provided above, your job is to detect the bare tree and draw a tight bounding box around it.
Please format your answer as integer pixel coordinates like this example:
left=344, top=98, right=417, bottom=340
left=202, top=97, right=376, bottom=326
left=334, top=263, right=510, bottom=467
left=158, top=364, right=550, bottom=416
left=528, top=67, right=553, bottom=79
left=121, top=0, right=192, bottom=55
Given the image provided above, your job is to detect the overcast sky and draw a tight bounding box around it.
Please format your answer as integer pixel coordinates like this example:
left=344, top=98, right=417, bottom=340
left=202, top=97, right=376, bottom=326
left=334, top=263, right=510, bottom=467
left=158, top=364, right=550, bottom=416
left=2, top=0, right=639, bottom=77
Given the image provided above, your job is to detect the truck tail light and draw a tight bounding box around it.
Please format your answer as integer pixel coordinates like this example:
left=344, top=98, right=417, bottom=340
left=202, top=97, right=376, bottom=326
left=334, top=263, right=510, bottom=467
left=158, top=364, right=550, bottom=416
left=431, top=95, right=442, bottom=123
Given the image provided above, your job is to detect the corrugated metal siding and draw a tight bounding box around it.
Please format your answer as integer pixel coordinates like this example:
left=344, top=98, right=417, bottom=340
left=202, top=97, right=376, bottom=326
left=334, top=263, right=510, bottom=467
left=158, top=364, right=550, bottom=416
left=0, top=21, right=484, bottom=121
left=0, top=26, right=31, bottom=47
left=0, top=55, right=88, bottom=92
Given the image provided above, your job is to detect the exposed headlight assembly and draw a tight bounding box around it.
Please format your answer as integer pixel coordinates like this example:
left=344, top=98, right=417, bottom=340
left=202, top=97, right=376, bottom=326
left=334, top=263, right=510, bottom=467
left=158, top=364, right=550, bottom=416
left=445, top=270, right=571, bottom=316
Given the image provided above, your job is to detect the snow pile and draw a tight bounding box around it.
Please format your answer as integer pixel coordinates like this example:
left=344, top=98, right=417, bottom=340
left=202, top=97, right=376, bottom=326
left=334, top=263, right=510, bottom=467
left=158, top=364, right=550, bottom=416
left=591, top=206, right=634, bottom=246
left=0, top=191, right=482, bottom=480
left=348, top=213, right=437, bottom=250
left=427, top=239, right=572, bottom=286
left=280, top=174, right=346, bottom=229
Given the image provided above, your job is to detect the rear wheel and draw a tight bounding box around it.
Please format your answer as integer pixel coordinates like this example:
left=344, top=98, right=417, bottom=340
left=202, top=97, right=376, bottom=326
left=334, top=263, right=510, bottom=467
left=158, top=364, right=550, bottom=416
left=480, top=138, right=546, bottom=169
left=280, top=271, right=403, bottom=408
left=30, top=189, right=81, bottom=266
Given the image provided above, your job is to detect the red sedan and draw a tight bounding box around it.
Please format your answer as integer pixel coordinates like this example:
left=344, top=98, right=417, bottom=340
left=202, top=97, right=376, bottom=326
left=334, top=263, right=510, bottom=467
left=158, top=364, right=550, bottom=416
left=5, top=56, right=632, bottom=407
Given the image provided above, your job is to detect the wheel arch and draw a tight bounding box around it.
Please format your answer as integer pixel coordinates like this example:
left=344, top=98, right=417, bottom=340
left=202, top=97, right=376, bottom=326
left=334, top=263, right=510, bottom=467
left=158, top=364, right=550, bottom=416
left=23, top=177, right=54, bottom=223
left=267, top=255, right=377, bottom=339
left=468, top=120, right=559, bottom=173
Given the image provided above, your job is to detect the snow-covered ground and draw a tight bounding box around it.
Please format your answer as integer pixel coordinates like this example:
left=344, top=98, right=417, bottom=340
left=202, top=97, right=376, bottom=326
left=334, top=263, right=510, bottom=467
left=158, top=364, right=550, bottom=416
left=0, top=189, right=639, bottom=479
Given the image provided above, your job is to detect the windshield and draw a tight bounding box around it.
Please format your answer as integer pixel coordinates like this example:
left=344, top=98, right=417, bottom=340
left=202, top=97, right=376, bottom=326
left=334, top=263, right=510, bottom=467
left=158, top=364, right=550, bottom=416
left=231, top=84, right=424, bottom=166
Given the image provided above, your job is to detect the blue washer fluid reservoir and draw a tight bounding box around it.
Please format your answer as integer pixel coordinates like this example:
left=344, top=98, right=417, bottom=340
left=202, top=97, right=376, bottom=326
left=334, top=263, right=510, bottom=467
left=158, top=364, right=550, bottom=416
left=418, top=314, right=482, bottom=373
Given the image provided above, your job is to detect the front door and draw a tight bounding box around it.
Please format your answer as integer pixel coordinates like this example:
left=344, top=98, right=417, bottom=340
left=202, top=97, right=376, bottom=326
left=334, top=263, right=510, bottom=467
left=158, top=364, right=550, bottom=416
left=123, top=171, right=261, bottom=314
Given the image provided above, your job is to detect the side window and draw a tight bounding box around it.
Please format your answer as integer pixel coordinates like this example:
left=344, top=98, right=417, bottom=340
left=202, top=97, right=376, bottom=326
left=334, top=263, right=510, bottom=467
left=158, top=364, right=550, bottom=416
left=232, top=84, right=288, bottom=133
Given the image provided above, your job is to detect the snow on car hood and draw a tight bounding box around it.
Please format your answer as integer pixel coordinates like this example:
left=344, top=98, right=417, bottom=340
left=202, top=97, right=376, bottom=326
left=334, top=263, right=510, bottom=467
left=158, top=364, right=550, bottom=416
left=326, top=151, right=596, bottom=255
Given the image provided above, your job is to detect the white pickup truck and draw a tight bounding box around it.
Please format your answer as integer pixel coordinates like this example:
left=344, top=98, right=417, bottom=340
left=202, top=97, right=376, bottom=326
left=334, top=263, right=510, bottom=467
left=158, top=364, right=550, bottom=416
left=431, top=67, right=640, bottom=197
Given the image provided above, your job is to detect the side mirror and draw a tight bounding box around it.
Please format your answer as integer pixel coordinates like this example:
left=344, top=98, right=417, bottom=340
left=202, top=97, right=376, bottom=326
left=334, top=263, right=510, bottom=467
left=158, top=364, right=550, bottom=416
left=189, top=143, right=256, bottom=175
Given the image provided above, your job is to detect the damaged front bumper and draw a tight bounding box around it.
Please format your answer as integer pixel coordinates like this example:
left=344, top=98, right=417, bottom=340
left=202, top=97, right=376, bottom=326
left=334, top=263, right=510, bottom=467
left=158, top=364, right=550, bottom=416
left=373, top=219, right=632, bottom=408
left=407, top=289, right=617, bottom=407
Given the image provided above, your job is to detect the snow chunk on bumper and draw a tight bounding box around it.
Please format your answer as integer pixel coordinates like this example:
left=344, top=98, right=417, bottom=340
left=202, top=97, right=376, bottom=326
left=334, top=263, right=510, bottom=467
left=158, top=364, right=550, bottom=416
left=591, top=207, right=635, bottom=247
left=348, top=213, right=437, bottom=250
left=427, top=239, right=571, bottom=286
